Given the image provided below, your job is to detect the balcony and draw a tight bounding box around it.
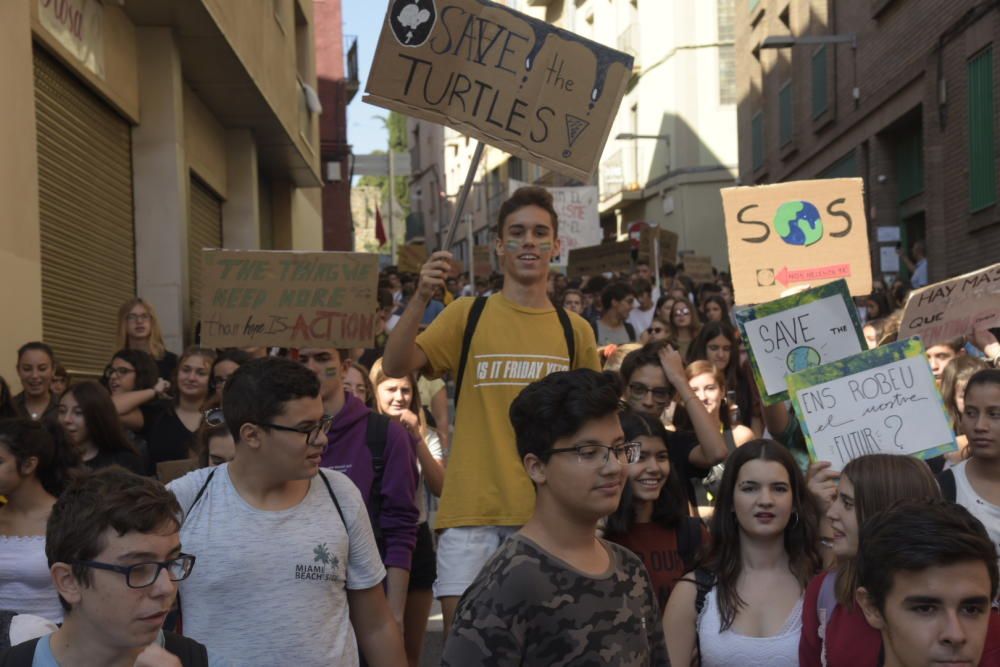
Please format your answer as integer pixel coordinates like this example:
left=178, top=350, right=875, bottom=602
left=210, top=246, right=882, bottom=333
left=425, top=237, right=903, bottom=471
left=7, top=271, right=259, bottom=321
left=617, top=23, right=639, bottom=68
left=345, top=35, right=359, bottom=103
left=526, top=0, right=555, bottom=5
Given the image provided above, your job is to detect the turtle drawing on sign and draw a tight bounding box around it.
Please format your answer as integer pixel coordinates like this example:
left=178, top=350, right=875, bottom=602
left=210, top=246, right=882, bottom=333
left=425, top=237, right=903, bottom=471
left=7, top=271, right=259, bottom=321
left=390, top=0, right=436, bottom=47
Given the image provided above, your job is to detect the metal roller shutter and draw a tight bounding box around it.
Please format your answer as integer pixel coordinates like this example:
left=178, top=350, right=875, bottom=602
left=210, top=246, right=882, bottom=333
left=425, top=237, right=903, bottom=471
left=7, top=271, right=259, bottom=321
left=188, top=176, right=223, bottom=341
left=34, top=47, right=135, bottom=379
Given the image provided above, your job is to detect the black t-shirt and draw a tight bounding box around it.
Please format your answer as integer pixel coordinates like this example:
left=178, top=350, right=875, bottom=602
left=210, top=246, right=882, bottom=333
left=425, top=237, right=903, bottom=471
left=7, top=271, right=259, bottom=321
left=145, top=410, right=197, bottom=476
left=157, top=351, right=179, bottom=382
left=84, top=448, right=146, bottom=475
left=668, top=429, right=711, bottom=506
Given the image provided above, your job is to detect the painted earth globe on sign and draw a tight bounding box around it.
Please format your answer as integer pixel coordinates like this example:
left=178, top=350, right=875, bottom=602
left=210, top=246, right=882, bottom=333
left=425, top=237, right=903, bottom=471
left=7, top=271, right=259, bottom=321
left=786, top=346, right=822, bottom=373
left=774, top=200, right=824, bottom=246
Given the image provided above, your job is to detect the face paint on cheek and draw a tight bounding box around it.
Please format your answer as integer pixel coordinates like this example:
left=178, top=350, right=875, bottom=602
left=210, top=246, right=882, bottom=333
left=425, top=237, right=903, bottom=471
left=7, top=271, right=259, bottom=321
left=324, top=367, right=339, bottom=378
left=504, top=240, right=554, bottom=253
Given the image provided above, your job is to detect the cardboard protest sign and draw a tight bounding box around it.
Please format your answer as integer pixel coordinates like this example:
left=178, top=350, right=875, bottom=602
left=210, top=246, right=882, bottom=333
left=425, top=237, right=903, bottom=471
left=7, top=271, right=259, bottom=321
left=735, top=280, right=867, bottom=406
left=365, top=0, right=633, bottom=181
left=787, top=338, right=956, bottom=470
left=566, top=229, right=678, bottom=279
left=199, top=250, right=379, bottom=349
left=510, top=180, right=600, bottom=265
left=683, top=256, right=715, bottom=285
left=721, top=178, right=872, bottom=305
left=899, top=263, right=1000, bottom=347
left=397, top=243, right=429, bottom=274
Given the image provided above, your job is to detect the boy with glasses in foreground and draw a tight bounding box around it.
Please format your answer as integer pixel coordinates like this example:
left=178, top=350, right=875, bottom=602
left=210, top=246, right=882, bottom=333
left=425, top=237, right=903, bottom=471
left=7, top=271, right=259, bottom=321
left=0, top=467, right=218, bottom=666
left=442, top=369, right=668, bottom=666
left=167, top=357, right=405, bottom=666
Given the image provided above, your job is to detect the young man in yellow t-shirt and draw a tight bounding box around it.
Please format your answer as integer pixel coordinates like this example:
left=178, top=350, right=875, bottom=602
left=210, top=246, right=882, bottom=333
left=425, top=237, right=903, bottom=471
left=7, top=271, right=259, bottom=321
left=382, top=186, right=600, bottom=637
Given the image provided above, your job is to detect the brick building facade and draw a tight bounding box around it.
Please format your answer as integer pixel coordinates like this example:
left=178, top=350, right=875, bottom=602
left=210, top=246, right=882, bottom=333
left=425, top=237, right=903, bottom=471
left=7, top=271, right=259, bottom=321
left=736, top=0, right=999, bottom=283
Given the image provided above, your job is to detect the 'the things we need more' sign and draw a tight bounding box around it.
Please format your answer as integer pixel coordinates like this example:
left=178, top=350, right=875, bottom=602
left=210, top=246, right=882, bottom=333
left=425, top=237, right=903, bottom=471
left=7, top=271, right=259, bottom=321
left=735, top=280, right=867, bottom=406
left=721, top=178, right=872, bottom=305
left=364, top=0, right=633, bottom=181
left=787, top=339, right=956, bottom=470
left=199, top=250, right=379, bottom=349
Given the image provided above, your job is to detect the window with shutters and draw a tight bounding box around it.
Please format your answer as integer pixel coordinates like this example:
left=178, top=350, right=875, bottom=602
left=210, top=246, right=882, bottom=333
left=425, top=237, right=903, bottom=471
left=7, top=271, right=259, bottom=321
left=968, top=46, right=996, bottom=211
left=34, top=47, right=135, bottom=379
left=779, top=80, right=793, bottom=146
left=751, top=111, right=764, bottom=171
left=189, top=177, right=224, bottom=343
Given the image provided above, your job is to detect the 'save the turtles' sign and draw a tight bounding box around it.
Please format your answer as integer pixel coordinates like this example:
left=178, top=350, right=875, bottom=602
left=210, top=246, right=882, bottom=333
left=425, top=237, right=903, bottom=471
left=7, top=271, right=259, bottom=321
left=199, top=250, right=378, bottom=349
left=364, top=0, right=633, bottom=181
left=721, top=178, right=872, bottom=305
left=735, top=280, right=867, bottom=406
left=787, top=338, right=956, bottom=471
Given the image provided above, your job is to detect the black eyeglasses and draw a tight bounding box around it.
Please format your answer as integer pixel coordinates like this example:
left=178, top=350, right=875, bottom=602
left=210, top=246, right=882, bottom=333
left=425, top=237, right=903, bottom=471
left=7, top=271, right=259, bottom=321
left=627, top=382, right=672, bottom=403
left=103, top=366, right=136, bottom=379
left=73, top=554, right=196, bottom=589
left=647, top=326, right=667, bottom=335
left=548, top=442, right=642, bottom=467
left=204, top=408, right=225, bottom=427
left=257, top=414, right=334, bottom=446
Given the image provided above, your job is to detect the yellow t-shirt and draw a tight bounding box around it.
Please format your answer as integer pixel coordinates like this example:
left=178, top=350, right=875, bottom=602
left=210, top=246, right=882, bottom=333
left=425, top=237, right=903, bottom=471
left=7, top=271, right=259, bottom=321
left=416, top=293, right=600, bottom=529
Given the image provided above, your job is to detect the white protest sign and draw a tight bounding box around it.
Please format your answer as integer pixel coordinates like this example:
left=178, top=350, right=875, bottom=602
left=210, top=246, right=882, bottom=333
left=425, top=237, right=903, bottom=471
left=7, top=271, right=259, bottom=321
left=899, top=263, right=1000, bottom=347
left=735, top=280, right=867, bottom=405
left=787, top=339, right=956, bottom=470
left=880, top=246, right=899, bottom=273
left=510, top=180, right=600, bottom=265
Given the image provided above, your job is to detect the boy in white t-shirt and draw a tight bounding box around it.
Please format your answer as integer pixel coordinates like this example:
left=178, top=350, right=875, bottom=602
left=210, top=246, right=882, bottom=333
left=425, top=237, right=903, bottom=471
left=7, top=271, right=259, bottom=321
left=168, top=357, right=405, bottom=667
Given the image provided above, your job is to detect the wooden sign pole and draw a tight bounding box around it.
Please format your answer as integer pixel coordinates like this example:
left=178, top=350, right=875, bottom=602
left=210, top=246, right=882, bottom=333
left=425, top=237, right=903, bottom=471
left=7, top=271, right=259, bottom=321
left=443, top=141, right=485, bottom=252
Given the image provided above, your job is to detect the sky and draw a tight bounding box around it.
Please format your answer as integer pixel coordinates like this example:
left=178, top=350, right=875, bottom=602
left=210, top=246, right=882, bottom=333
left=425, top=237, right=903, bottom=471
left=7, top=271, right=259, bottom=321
left=343, top=0, right=392, bottom=156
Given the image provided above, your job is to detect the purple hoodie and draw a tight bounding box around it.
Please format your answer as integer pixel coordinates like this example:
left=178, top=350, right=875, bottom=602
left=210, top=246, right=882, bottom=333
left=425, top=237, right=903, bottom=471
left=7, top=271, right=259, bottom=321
left=321, top=392, right=419, bottom=571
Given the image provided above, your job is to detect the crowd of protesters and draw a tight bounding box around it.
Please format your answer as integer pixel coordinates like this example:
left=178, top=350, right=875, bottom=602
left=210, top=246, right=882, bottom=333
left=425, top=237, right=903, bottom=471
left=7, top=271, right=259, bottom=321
left=1, top=185, right=1000, bottom=666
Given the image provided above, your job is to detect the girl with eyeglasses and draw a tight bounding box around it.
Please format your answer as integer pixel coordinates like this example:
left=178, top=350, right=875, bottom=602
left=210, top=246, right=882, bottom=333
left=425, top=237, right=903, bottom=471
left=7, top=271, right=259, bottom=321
left=116, top=298, right=178, bottom=382
left=144, top=347, right=215, bottom=478
left=800, top=454, right=942, bottom=667
left=0, top=418, right=81, bottom=623
left=664, top=440, right=821, bottom=667
left=668, top=297, right=702, bottom=359
left=58, top=382, right=144, bottom=475
left=604, top=409, right=708, bottom=614
left=643, top=316, right=673, bottom=345
left=101, top=349, right=170, bottom=438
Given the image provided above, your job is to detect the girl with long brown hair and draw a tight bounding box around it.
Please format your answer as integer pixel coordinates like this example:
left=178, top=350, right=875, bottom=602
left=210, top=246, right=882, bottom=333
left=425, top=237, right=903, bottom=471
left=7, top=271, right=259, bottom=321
left=664, top=440, right=820, bottom=666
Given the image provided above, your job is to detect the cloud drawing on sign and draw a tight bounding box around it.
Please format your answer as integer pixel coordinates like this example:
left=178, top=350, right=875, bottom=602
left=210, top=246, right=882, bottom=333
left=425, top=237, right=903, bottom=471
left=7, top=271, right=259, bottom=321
left=397, top=3, right=431, bottom=43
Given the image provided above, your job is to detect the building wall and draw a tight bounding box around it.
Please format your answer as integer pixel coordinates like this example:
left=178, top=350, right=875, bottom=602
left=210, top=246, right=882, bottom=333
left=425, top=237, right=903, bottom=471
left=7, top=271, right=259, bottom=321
left=736, top=0, right=1000, bottom=282
left=0, top=0, right=324, bottom=387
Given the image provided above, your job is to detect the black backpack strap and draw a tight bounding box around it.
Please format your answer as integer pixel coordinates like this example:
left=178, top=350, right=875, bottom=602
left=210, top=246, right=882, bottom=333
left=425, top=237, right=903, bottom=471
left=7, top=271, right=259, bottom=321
left=624, top=321, right=636, bottom=342
left=555, top=305, right=576, bottom=368
left=317, top=469, right=347, bottom=528
left=677, top=517, right=704, bottom=570
left=454, top=296, right=488, bottom=407
left=364, top=412, right=391, bottom=548
left=163, top=631, right=209, bottom=667
left=0, top=637, right=40, bottom=666
left=938, top=468, right=957, bottom=502
left=185, top=469, right=217, bottom=518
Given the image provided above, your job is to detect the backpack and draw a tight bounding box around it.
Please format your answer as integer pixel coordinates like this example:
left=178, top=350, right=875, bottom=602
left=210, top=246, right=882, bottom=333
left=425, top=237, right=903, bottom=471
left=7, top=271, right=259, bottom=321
left=363, top=411, right=391, bottom=550
left=454, top=296, right=576, bottom=406
left=0, top=632, right=208, bottom=667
